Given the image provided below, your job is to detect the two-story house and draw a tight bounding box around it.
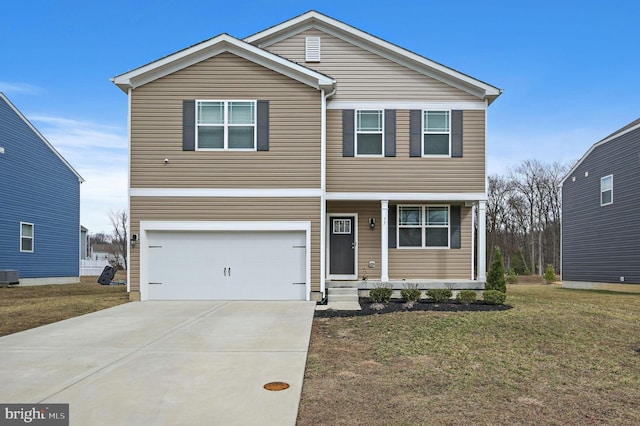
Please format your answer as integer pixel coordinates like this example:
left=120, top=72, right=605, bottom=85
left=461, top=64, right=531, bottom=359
left=0, top=93, right=83, bottom=285
left=561, top=118, right=640, bottom=293
left=112, top=11, right=502, bottom=301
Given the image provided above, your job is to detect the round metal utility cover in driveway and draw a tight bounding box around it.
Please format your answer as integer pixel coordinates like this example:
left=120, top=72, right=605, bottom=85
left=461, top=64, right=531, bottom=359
left=146, top=230, right=307, bottom=300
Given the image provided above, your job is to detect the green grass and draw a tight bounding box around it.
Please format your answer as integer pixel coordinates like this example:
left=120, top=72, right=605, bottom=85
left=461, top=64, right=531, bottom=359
left=297, top=285, right=640, bottom=425
left=0, top=278, right=129, bottom=336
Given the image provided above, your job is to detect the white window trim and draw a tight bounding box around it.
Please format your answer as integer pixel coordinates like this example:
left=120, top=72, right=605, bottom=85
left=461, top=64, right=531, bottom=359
left=20, top=222, right=34, bottom=253
left=355, top=109, right=384, bottom=157
left=397, top=205, right=450, bottom=249
left=195, top=100, right=257, bottom=151
left=332, top=218, right=352, bottom=234
left=422, top=109, right=451, bottom=157
left=601, top=174, right=613, bottom=206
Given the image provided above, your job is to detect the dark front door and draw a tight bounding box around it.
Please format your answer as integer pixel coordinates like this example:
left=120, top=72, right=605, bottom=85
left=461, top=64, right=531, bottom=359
left=329, top=216, right=356, bottom=276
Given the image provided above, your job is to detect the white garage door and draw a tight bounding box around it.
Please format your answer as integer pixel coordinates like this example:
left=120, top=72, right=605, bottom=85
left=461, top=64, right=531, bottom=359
left=146, top=231, right=307, bottom=300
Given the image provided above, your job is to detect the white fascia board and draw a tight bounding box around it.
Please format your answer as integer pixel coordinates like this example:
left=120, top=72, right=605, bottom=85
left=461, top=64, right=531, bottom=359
left=325, top=192, right=487, bottom=201
left=561, top=120, right=640, bottom=185
left=0, top=93, right=84, bottom=183
left=131, top=188, right=323, bottom=197
left=327, top=100, right=487, bottom=110
left=245, top=12, right=502, bottom=103
left=244, top=13, right=316, bottom=44
left=112, top=34, right=335, bottom=92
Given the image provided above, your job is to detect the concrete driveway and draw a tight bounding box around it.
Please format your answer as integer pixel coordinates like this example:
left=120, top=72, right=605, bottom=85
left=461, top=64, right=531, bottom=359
left=0, top=301, right=316, bottom=425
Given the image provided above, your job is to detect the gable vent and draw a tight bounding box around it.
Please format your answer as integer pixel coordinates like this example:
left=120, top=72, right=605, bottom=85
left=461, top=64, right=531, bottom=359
left=305, top=36, right=321, bottom=62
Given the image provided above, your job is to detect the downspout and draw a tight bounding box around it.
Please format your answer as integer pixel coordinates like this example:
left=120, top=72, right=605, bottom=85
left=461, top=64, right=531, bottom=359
left=319, top=85, right=336, bottom=302
left=472, top=203, right=476, bottom=281
left=126, top=87, right=132, bottom=296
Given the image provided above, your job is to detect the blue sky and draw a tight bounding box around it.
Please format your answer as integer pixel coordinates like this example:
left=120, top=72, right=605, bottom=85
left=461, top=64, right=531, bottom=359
left=2, top=0, right=639, bottom=234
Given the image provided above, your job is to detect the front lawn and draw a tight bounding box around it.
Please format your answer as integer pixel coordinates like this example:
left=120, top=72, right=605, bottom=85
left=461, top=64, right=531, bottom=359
left=297, top=285, right=640, bottom=425
left=0, top=277, right=129, bottom=336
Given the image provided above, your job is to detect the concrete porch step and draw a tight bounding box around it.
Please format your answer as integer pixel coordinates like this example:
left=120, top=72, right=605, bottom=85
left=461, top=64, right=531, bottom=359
left=317, top=288, right=362, bottom=311
left=327, top=287, right=359, bottom=303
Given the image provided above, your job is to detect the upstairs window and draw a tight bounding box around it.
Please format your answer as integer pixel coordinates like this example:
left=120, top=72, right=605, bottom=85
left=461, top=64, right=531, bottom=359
left=20, top=222, right=34, bottom=252
left=356, top=110, right=383, bottom=156
left=601, top=174, right=613, bottom=206
left=196, top=100, right=256, bottom=150
left=398, top=205, right=449, bottom=248
left=423, top=110, right=450, bottom=156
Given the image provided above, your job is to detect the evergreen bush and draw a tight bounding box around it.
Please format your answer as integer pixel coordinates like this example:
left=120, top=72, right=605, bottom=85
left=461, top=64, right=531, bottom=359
left=483, top=290, right=506, bottom=305
left=486, top=246, right=507, bottom=293
left=369, top=286, right=392, bottom=304
left=543, top=264, right=557, bottom=284
left=400, top=285, right=422, bottom=303
left=456, top=290, right=477, bottom=305
left=426, top=288, right=452, bottom=303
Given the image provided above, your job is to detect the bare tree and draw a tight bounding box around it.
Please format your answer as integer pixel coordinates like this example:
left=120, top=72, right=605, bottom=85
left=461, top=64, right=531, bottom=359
left=487, top=159, right=568, bottom=276
left=109, top=210, right=128, bottom=270
left=89, top=232, right=111, bottom=246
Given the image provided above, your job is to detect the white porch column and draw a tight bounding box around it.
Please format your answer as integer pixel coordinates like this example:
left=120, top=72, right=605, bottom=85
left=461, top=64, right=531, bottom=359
left=477, top=200, right=487, bottom=282
left=381, top=200, right=389, bottom=282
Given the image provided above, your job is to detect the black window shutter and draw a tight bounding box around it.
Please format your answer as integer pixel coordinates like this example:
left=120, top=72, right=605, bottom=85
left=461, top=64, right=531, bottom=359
left=384, top=109, right=396, bottom=157
left=342, top=109, right=355, bottom=157
left=183, top=100, right=196, bottom=151
left=450, top=205, right=461, bottom=249
left=451, top=110, right=463, bottom=158
left=388, top=205, right=397, bottom=248
left=409, top=110, right=422, bottom=157
left=257, top=100, right=269, bottom=151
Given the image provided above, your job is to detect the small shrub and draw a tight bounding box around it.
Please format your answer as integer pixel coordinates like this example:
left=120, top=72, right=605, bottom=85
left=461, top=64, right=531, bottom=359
left=400, top=284, right=422, bottom=303
left=456, top=290, right=477, bottom=305
left=426, top=288, right=452, bottom=303
left=543, top=264, right=556, bottom=284
left=483, top=290, right=506, bottom=305
left=506, top=268, right=518, bottom=284
left=369, top=286, right=392, bottom=304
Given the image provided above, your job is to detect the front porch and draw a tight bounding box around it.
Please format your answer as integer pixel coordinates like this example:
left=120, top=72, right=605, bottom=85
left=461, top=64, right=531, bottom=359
left=326, top=278, right=485, bottom=298
left=317, top=279, right=486, bottom=310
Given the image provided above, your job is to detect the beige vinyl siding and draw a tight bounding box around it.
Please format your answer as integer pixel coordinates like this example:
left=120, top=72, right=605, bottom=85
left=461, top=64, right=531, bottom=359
left=129, top=196, right=321, bottom=294
left=327, top=202, right=472, bottom=280
left=327, top=109, right=485, bottom=193
left=265, top=29, right=479, bottom=102
left=389, top=205, right=472, bottom=279
left=327, top=201, right=382, bottom=279
left=130, top=52, right=321, bottom=189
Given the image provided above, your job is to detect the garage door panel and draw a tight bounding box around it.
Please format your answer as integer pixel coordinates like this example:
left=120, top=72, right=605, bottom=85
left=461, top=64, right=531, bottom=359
left=147, top=230, right=306, bottom=300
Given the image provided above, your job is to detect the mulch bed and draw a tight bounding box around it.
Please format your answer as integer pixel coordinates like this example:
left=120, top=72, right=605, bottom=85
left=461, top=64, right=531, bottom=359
left=315, top=298, right=512, bottom=318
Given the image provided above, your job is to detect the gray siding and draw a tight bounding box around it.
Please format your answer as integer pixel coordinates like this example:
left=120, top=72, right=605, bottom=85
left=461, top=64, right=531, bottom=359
left=562, top=126, right=640, bottom=284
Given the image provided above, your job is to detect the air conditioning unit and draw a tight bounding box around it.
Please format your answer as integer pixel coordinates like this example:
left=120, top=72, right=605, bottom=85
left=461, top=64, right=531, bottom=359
left=0, top=270, right=19, bottom=285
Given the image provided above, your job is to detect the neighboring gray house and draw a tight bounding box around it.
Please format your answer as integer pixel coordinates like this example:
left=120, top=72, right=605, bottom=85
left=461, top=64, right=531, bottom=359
left=80, top=226, right=89, bottom=259
left=561, top=117, right=640, bottom=292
